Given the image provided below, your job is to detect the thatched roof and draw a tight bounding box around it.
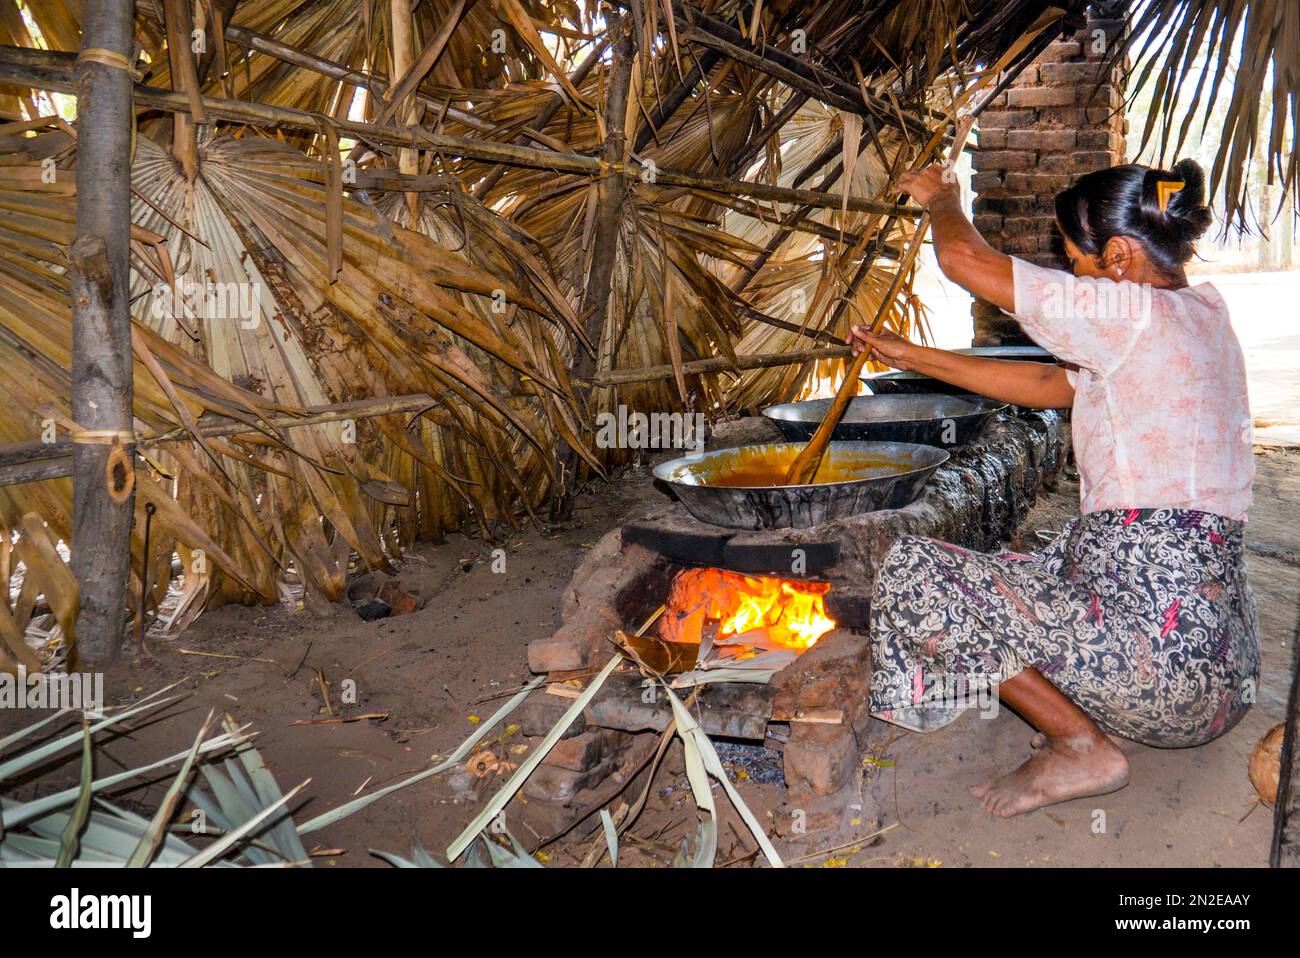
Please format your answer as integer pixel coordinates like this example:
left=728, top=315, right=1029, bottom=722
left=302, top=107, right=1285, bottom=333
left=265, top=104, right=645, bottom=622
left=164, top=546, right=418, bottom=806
left=0, top=0, right=1292, bottom=649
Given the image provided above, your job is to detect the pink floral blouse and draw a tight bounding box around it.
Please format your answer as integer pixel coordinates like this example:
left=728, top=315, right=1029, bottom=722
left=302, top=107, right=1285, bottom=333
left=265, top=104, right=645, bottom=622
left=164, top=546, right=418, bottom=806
left=1011, top=257, right=1254, bottom=521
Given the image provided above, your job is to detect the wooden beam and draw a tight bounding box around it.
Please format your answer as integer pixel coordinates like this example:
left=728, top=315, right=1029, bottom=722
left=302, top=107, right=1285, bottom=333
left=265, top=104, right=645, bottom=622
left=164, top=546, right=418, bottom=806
left=194, top=0, right=240, bottom=90
left=388, top=0, right=419, bottom=219
left=581, top=16, right=634, bottom=350
left=377, top=0, right=473, bottom=128
left=70, top=0, right=136, bottom=663
left=0, top=45, right=920, bottom=219
left=733, top=303, right=846, bottom=344
left=632, top=49, right=721, bottom=154
left=726, top=92, right=807, bottom=177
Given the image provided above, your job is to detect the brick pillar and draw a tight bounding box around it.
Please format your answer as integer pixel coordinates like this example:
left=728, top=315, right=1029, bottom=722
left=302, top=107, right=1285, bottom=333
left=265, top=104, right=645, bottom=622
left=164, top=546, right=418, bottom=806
left=970, top=9, right=1129, bottom=344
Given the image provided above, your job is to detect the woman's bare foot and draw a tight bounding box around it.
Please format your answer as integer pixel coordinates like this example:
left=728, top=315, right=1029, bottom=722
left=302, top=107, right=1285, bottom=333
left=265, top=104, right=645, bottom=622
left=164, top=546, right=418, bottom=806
left=970, top=733, right=1129, bottom=817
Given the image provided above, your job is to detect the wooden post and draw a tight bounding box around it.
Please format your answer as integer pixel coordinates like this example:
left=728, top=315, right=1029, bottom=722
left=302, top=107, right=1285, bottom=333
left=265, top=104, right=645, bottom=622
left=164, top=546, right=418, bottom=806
left=551, top=14, right=635, bottom=520
left=162, top=0, right=202, bottom=181
left=1271, top=617, right=1300, bottom=867
left=70, top=0, right=136, bottom=662
left=581, top=16, right=634, bottom=357
left=388, top=0, right=419, bottom=220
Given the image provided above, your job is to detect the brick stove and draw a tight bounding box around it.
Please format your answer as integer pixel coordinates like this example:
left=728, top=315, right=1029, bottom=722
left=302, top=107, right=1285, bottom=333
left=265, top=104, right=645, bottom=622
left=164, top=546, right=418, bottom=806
left=512, top=407, right=1066, bottom=848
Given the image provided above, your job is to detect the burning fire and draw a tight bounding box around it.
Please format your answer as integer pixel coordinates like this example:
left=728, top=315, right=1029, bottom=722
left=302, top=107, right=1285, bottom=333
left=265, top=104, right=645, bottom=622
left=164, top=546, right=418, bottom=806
left=661, top=568, right=836, bottom=651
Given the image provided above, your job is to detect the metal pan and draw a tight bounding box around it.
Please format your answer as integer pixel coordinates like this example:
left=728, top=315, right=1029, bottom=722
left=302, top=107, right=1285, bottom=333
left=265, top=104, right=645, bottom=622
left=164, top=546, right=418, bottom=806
left=861, top=346, right=1057, bottom=395
left=652, top=440, right=949, bottom=530
left=860, top=370, right=962, bottom=394
left=762, top=394, right=1006, bottom=448
left=953, top=345, right=1056, bottom=362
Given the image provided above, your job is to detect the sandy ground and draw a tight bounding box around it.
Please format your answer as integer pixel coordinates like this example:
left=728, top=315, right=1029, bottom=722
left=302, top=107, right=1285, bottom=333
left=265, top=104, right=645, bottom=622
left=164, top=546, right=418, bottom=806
left=3, top=445, right=1296, bottom=868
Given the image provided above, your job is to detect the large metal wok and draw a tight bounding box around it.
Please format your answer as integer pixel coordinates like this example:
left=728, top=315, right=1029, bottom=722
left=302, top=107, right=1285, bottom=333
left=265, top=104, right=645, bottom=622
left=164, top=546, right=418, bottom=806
left=653, top=440, right=949, bottom=530
left=762, top=394, right=1005, bottom=448
left=862, top=345, right=1057, bottom=395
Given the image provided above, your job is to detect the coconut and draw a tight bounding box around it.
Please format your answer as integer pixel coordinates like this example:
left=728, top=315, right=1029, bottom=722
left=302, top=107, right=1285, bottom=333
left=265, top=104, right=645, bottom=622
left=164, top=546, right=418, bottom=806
left=1248, top=723, right=1286, bottom=805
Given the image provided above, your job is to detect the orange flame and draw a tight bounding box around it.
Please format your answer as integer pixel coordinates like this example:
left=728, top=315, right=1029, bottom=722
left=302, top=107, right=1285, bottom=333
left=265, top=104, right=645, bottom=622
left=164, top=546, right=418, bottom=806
left=661, top=568, right=835, bottom=651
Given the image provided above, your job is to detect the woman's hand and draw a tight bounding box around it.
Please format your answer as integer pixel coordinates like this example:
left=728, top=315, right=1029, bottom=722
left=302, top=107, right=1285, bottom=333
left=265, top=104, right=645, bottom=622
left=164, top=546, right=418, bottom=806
left=849, top=327, right=919, bottom=370
left=895, top=164, right=958, bottom=208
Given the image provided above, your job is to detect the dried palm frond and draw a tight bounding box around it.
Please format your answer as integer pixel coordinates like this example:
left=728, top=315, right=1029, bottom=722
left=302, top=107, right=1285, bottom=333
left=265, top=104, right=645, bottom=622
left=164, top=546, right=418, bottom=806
left=0, top=692, right=434, bottom=866
left=1117, top=0, right=1299, bottom=229
left=0, top=129, right=595, bottom=630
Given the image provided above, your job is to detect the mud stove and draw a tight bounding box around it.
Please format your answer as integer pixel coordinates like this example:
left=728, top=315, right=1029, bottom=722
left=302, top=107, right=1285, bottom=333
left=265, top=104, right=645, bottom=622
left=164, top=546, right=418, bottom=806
left=513, top=408, right=1066, bottom=848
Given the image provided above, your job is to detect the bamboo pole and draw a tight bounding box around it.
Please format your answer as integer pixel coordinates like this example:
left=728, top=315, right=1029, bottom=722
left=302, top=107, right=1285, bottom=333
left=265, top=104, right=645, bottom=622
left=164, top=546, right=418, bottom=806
left=0, top=46, right=920, bottom=219
left=70, top=0, right=136, bottom=663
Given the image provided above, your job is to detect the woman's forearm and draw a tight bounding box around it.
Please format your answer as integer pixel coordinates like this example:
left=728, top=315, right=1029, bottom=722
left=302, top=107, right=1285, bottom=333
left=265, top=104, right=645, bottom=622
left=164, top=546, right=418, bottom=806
left=927, top=192, right=1016, bottom=313
left=928, top=191, right=989, bottom=262
left=903, top=348, right=1074, bottom=409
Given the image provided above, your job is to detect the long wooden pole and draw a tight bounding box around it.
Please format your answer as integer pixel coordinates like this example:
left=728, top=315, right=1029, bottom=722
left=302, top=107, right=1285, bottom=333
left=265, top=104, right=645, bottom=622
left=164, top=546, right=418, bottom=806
left=70, top=0, right=136, bottom=663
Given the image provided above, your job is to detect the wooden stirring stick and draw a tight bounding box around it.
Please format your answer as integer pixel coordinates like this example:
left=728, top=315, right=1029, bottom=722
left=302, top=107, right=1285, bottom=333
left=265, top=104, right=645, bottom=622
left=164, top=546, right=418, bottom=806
left=783, top=115, right=975, bottom=487
left=782, top=213, right=930, bottom=485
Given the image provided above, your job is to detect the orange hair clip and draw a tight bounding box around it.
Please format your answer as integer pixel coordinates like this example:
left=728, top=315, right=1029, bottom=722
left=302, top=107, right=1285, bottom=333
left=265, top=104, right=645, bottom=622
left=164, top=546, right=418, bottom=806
left=1156, top=179, right=1185, bottom=213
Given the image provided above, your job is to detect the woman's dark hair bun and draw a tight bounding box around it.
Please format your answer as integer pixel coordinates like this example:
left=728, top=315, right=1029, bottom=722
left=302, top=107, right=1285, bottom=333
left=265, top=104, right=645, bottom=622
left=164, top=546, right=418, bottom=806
left=1055, top=159, right=1213, bottom=278
left=1138, top=159, right=1212, bottom=242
